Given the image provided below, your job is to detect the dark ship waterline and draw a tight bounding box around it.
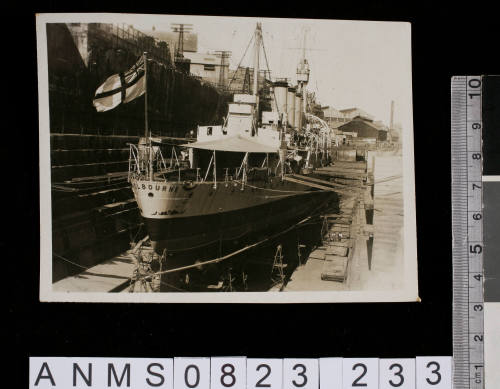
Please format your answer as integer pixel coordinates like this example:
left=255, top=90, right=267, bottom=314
left=135, top=171, right=336, bottom=253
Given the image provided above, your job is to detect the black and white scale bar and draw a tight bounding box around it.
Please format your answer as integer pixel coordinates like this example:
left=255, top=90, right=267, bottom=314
left=29, top=357, right=452, bottom=389
left=451, top=76, right=485, bottom=389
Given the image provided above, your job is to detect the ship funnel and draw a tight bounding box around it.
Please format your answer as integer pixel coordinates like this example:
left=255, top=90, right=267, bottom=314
left=287, top=86, right=296, bottom=129
left=272, top=79, right=288, bottom=122
left=295, top=91, right=303, bottom=131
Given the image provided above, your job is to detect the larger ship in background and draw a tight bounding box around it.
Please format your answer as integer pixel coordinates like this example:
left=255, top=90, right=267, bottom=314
left=129, top=23, right=338, bottom=270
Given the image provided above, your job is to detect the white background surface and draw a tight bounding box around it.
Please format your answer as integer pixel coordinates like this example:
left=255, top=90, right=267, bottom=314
left=485, top=303, right=500, bottom=388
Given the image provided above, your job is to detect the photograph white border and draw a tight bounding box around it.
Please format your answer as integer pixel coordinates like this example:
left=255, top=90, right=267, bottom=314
left=37, top=13, right=418, bottom=303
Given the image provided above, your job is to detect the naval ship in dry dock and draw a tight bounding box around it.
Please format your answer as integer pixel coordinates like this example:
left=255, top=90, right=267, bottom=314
left=129, top=23, right=338, bottom=269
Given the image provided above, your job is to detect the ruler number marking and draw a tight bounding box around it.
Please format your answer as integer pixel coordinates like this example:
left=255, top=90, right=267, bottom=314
left=469, top=244, right=482, bottom=254
left=452, top=76, right=485, bottom=389
left=468, top=78, right=481, bottom=99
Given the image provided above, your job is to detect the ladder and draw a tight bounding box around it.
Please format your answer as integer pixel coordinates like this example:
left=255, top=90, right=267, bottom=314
left=270, top=245, right=287, bottom=288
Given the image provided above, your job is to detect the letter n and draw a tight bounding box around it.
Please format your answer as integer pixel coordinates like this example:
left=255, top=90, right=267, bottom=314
left=73, top=363, right=92, bottom=386
left=108, top=363, right=130, bottom=387
left=34, top=362, right=56, bottom=386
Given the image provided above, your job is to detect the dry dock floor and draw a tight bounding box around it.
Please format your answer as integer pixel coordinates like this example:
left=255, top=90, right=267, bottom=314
left=53, top=249, right=136, bottom=292
left=283, top=151, right=404, bottom=292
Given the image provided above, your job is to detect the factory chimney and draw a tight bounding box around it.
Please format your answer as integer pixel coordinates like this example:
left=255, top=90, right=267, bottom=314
left=390, top=100, right=394, bottom=130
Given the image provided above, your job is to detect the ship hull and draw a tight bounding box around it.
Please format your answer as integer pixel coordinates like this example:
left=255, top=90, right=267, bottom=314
left=132, top=177, right=338, bottom=269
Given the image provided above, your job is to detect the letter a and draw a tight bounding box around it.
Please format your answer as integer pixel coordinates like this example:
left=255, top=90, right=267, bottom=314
left=34, top=362, right=56, bottom=386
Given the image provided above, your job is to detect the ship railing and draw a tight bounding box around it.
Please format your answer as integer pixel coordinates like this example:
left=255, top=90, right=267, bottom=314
left=193, top=151, right=252, bottom=190
left=274, top=159, right=292, bottom=177
left=261, top=154, right=269, bottom=169
left=235, top=152, right=249, bottom=181
left=156, top=146, right=169, bottom=174
left=235, top=152, right=249, bottom=189
left=128, top=143, right=142, bottom=181
left=128, top=142, right=171, bottom=182
left=168, top=146, right=180, bottom=170
left=203, top=152, right=215, bottom=184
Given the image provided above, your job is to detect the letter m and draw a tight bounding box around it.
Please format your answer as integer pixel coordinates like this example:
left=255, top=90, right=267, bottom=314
left=108, top=363, right=131, bottom=387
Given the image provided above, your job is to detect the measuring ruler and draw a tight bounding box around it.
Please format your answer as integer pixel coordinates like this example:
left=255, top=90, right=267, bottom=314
left=451, top=76, right=485, bottom=389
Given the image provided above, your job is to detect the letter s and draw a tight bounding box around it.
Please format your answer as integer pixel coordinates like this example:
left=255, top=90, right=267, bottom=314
left=146, top=363, right=165, bottom=387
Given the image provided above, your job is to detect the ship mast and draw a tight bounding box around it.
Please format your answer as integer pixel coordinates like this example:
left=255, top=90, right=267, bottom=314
left=252, top=23, right=262, bottom=96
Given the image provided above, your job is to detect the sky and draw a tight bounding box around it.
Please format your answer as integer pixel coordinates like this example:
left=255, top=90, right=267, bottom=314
left=102, top=14, right=413, bottom=130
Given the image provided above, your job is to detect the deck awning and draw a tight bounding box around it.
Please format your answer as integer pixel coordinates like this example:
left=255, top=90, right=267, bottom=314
left=181, top=135, right=278, bottom=153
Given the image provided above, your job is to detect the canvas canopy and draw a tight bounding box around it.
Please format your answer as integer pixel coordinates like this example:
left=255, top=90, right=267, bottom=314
left=181, top=135, right=278, bottom=153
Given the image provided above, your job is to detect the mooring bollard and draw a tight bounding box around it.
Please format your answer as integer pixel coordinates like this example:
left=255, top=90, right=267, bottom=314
left=366, top=233, right=374, bottom=270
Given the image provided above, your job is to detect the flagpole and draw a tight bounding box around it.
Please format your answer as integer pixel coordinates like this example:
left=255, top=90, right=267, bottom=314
left=144, top=51, right=148, bottom=138
left=144, top=52, right=153, bottom=181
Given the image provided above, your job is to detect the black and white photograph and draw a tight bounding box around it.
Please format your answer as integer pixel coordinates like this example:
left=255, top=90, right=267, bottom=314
left=37, top=13, right=417, bottom=302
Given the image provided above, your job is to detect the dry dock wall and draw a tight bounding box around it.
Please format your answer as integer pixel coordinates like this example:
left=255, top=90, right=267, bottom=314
left=47, top=23, right=230, bottom=282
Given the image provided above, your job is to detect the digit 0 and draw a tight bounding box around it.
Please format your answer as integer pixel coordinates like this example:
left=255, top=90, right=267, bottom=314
left=468, top=78, right=481, bottom=99
left=184, top=365, right=200, bottom=388
left=468, top=78, right=481, bottom=88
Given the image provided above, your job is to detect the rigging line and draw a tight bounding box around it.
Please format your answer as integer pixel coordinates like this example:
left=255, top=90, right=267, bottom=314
left=261, top=35, right=281, bottom=116
left=166, top=222, right=258, bottom=254
left=51, top=182, right=129, bottom=193
left=234, top=180, right=331, bottom=194
left=53, top=253, right=92, bottom=270
left=51, top=175, right=128, bottom=186
left=143, top=195, right=334, bottom=280
left=166, top=237, right=223, bottom=253
left=227, top=34, right=255, bottom=90
left=54, top=231, right=148, bottom=276
left=130, top=223, right=143, bottom=245
left=130, top=272, right=188, bottom=292
left=144, top=212, right=325, bottom=278
left=157, top=279, right=187, bottom=292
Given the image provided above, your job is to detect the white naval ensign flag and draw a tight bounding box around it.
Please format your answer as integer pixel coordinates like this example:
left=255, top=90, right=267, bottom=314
left=92, top=56, right=145, bottom=112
